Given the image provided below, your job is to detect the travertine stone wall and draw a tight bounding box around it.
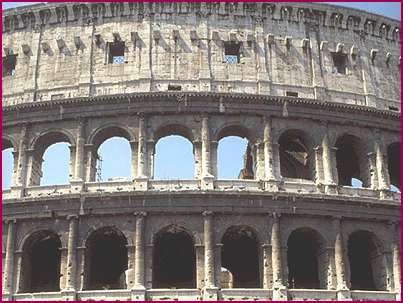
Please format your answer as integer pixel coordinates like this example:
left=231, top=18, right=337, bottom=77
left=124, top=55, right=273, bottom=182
left=2, top=2, right=401, bottom=110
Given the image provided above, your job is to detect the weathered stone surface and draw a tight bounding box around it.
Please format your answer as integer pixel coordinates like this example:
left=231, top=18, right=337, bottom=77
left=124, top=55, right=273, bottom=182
left=2, top=2, right=400, bottom=301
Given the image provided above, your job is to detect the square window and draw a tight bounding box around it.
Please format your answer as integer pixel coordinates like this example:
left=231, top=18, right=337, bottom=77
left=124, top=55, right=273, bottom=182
left=2, top=54, right=17, bottom=77
left=331, top=52, right=347, bottom=75
left=286, top=91, right=298, bottom=97
left=107, top=41, right=125, bottom=64
left=224, top=42, right=241, bottom=64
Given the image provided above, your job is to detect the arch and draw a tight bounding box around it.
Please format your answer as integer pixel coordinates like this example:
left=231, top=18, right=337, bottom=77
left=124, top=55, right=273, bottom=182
left=152, top=124, right=195, bottom=180
left=87, top=125, right=134, bottom=182
left=152, top=224, right=196, bottom=288
left=2, top=138, right=15, bottom=189
left=221, top=225, right=260, bottom=288
left=335, top=134, right=369, bottom=187
left=153, top=124, right=195, bottom=143
left=278, top=129, right=315, bottom=180
left=287, top=227, right=327, bottom=289
left=19, top=230, right=61, bottom=293
left=28, top=130, right=74, bottom=186
left=216, top=125, right=256, bottom=180
left=30, top=129, right=75, bottom=151
left=84, top=226, right=128, bottom=290
left=215, top=124, right=255, bottom=143
left=2, top=136, right=17, bottom=151
left=88, top=124, right=134, bottom=150
left=387, top=142, right=400, bottom=190
left=347, top=230, right=387, bottom=291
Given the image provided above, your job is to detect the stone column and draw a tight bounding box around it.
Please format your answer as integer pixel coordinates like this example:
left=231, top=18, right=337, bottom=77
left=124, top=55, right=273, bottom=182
left=367, top=152, right=378, bottom=190
left=193, top=141, right=202, bottom=179
left=333, top=218, right=351, bottom=300
left=134, top=212, right=146, bottom=288
left=201, top=116, right=212, bottom=177
left=271, top=213, right=287, bottom=300
left=76, top=246, right=86, bottom=291
left=322, top=133, right=336, bottom=187
left=130, top=141, right=138, bottom=180
left=374, top=140, right=390, bottom=198
left=262, top=243, right=272, bottom=289
left=203, top=211, right=215, bottom=288
left=14, top=250, right=24, bottom=293
left=215, top=243, right=223, bottom=288
left=203, top=211, right=218, bottom=300
left=389, top=222, right=401, bottom=294
left=201, top=116, right=214, bottom=189
left=84, top=144, right=95, bottom=182
left=74, top=119, right=85, bottom=181
left=255, top=142, right=265, bottom=180
left=65, top=215, right=78, bottom=291
left=137, top=115, right=148, bottom=178
left=3, top=220, right=16, bottom=295
left=210, top=141, right=218, bottom=178
left=325, top=246, right=337, bottom=290
left=263, top=118, right=275, bottom=180
left=16, top=125, right=28, bottom=186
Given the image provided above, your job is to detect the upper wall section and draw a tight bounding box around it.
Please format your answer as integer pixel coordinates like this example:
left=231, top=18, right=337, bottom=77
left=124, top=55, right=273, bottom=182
left=2, top=2, right=401, bottom=111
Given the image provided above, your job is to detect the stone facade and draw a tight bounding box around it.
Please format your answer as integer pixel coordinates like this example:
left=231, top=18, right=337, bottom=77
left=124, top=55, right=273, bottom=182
left=2, top=2, right=401, bottom=301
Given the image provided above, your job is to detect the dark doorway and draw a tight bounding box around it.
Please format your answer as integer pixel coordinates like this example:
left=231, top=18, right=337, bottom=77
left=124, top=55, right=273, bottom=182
left=348, top=231, right=384, bottom=291
left=221, top=226, right=260, bottom=288
left=153, top=225, right=196, bottom=288
left=22, top=231, right=61, bottom=292
left=387, top=143, right=400, bottom=190
left=336, top=135, right=366, bottom=186
left=287, top=228, right=323, bottom=289
left=85, top=227, right=128, bottom=290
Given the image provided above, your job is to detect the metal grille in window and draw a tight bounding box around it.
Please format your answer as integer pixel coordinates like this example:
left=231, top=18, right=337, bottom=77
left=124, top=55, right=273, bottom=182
left=224, top=42, right=240, bottom=64
left=2, top=54, right=17, bottom=77
left=107, top=41, right=125, bottom=64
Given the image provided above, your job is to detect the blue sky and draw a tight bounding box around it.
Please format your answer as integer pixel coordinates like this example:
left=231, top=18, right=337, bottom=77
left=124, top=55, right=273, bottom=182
left=2, top=2, right=401, bottom=188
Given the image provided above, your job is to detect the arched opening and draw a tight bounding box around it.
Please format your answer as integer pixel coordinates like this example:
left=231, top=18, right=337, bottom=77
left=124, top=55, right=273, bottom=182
left=30, top=132, right=72, bottom=186
left=287, top=228, right=326, bottom=289
left=387, top=142, right=400, bottom=190
left=20, top=230, right=61, bottom=293
left=217, top=126, right=255, bottom=180
left=348, top=231, right=386, bottom=291
left=279, top=130, right=314, bottom=180
left=218, top=136, right=251, bottom=179
left=96, top=137, right=131, bottom=181
left=41, top=142, right=71, bottom=186
left=2, top=139, right=14, bottom=189
left=85, top=227, right=128, bottom=290
left=91, top=126, right=132, bottom=182
left=153, top=225, right=196, bottom=288
left=335, top=134, right=368, bottom=187
left=154, top=135, right=194, bottom=179
left=221, top=226, right=260, bottom=288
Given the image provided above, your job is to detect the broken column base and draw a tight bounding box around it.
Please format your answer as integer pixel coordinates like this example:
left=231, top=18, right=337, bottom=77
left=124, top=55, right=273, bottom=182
left=2, top=292, right=12, bottom=301
left=379, top=189, right=393, bottom=200
left=337, top=289, right=352, bottom=301
left=134, top=177, right=149, bottom=191
left=70, top=179, right=84, bottom=193
left=203, top=286, right=219, bottom=300
left=10, top=185, right=25, bottom=199
left=272, top=284, right=288, bottom=301
left=61, top=290, right=76, bottom=300
left=264, top=179, right=280, bottom=191
left=325, top=183, right=338, bottom=195
left=201, top=175, right=215, bottom=190
left=131, top=286, right=146, bottom=301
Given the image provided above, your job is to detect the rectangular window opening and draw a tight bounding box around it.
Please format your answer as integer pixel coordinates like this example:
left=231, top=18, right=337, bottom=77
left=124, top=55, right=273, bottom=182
left=389, top=106, right=399, bottom=112
left=224, top=42, right=241, bottom=64
left=331, top=52, right=347, bottom=75
left=286, top=91, right=298, bottom=97
left=107, top=41, right=125, bottom=64
left=2, top=54, right=17, bottom=77
left=168, top=84, right=182, bottom=91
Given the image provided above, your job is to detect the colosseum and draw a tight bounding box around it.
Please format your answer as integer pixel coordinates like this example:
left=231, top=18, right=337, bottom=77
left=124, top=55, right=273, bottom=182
left=1, top=1, right=401, bottom=301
